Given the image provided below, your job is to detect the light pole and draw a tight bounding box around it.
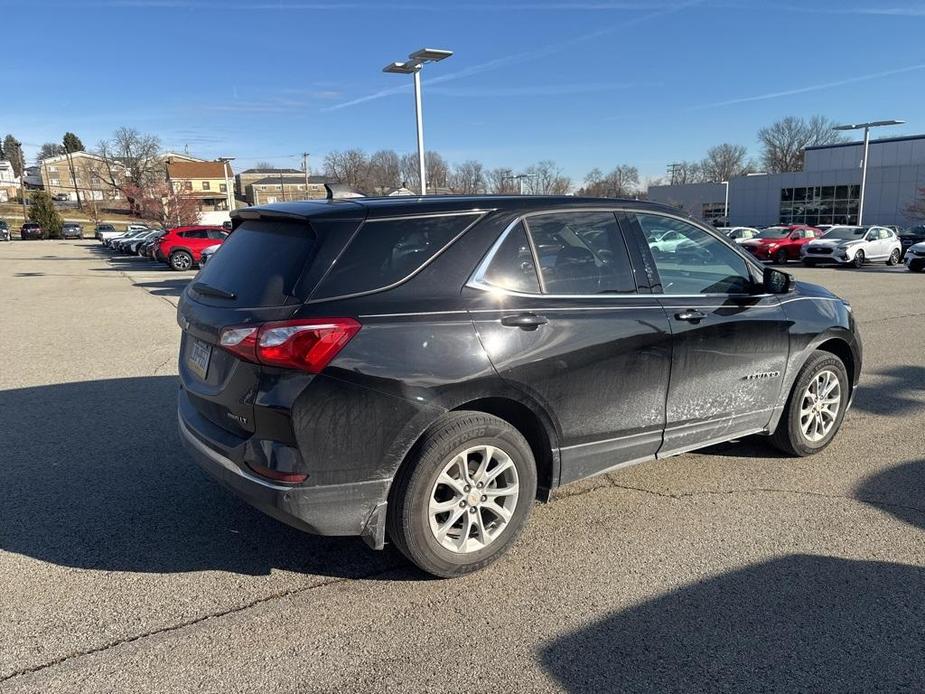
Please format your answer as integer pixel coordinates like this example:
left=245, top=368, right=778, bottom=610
left=502, top=173, right=536, bottom=195
left=383, top=48, right=453, bottom=195
left=832, top=119, right=905, bottom=225
left=218, top=156, right=235, bottom=212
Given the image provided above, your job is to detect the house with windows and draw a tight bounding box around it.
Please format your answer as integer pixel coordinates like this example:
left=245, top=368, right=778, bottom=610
left=245, top=175, right=329, bottom=205
left=165, top=158, right=235, bottom=211
left=236, top=168, right=303, bottom=202
left=38, top=151, right=125, bottom=201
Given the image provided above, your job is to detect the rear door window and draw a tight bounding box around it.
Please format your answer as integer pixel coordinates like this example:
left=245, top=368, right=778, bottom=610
left=480, top=222, right=541, bottom=294
left=524, top=211, right=636, bottom=295
left=191, top=220, right=317, bottom=307
left=313, top=213, right=480, bottom=299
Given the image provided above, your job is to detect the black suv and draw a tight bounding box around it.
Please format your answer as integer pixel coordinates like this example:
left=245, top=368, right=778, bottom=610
left=177, top=196, right=861, bottom=577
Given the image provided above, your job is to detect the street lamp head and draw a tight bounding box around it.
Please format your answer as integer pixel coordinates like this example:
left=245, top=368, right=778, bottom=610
left=409, top=48, right=453, bottom=63
left=833, top=119, right=906, bottom=131
left=217, top=156, right=236, bottom=162
left=383, top=61, right=420, bottom=74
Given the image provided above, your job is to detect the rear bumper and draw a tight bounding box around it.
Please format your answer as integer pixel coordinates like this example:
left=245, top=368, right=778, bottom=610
left=178, top=393, right=391, bottom=548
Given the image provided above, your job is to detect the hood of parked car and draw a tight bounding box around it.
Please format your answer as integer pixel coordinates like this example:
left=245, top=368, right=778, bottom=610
left=908, top=241, right=925, bottom=253
left=743, top=236, right=789, bottom=247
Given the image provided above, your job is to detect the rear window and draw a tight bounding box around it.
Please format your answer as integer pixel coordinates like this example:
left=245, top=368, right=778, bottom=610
left=192, top=220, right=317, bottom=307
left=313, top=213, right=480, bottom=299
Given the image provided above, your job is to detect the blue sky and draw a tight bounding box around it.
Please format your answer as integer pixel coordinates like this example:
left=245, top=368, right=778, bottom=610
left=4, top=0, right=925, bottom=183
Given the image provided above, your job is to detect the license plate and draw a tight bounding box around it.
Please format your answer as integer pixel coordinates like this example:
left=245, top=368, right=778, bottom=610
left=188, top=337, right=212, bottom=379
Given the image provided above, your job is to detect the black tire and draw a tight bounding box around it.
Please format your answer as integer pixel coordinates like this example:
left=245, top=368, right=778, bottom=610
left=770, top=350, right=849, bottom=457
left=774, top=249, right=788, bottom=264
left=387, top=411, right=537, bottom=578
left=886, top=248, right=900, bottom=266
left=169, top=250, right=193, bottom=271
left=908, top=261, right=925, bottom=273
left=852, top=250, right=865, bottom=268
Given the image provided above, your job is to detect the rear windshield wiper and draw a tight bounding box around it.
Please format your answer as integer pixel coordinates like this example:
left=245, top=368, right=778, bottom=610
left=192, top=282, right=236, bottom=300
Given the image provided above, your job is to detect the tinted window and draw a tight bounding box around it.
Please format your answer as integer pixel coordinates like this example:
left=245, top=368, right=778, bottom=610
left=481, top=222, right=540, bottom=293
left=207, top=230, right=228, bottom=240
left=525, top=212, right=635, bottom=295
left=192, top=220, right=316, bottom=307
left=633, top=214, right=752, bottom=295
left=315, top=214, right=479, bottom=298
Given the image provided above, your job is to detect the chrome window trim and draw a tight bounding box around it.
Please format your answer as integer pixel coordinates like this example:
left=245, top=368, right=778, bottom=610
left=307, top=210, right=489, bottom=304
left=466, top=207, right=769, bottom=301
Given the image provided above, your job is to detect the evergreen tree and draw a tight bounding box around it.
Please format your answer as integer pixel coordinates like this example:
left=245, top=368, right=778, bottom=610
left=63, top=132, right=85, bottom=153
left=3, top=134, right=24, bottom=177
left=28, top=191, right=63, bottom=239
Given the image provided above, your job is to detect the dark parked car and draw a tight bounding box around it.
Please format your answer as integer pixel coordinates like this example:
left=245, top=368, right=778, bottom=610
left=61, top=222, right=83, bottom=239
left=899, top=225, right=925, bottom=258
left=0, top=220, right=9, bottom=242
left=177, top=196, right=862, bottom=577
left=20, top=222, right=44, bottom=240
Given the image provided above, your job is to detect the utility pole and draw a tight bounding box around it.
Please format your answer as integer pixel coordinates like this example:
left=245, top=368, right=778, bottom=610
left=16, top=140, right=26, bottom=221
left=667, top=163, right=681, bottom=186
left=302, top=152, right=310, bottom=200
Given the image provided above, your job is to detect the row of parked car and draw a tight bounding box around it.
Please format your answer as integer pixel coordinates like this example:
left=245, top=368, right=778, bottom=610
left=97, top=223, right=229, bottom=271
left=713, top=223, right=925, bottom=271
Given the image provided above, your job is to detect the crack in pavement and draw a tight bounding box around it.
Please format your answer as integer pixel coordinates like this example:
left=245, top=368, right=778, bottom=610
left=606, top=481, right=925, bottom=517
left=0, top=564, right=408, bottom=685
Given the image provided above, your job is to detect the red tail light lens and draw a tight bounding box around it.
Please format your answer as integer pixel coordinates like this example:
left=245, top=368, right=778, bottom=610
left=219, top=318, right=360, bottom=373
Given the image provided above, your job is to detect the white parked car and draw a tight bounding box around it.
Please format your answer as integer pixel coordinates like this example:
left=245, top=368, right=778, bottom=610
left=647, top=229, right=689, bottom=254
left=801, top=225, right=902, bottom=268
left=721, top=226, right=760, bottom=244
left=904, top=240, right=925, bottom=272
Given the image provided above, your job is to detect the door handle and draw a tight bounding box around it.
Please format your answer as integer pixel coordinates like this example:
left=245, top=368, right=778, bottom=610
left=675, top=309, right=706, bottom=323
left=501, top=313, right=548, bottom=331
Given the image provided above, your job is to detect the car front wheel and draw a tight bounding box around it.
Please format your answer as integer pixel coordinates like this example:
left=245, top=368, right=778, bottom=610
left=852, top=250, right=865, bottom=268
left=886, top=248, right=901, bottom=266
left=770, top=350, right=849, bottom=456
left=387, top=412, right=537, bottom=578
left=774, top=249, right=788, bottom=264
left=169, top=250, right=193, bottom=271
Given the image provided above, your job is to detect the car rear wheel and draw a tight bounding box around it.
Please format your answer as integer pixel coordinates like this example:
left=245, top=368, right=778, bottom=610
left=852, top=250, right=865, bottom=268
left=387, top=412, right=536, bottom=578
left=770, top=350, right=849, bottom=456
left=169, top=250, right=193, bottom=271
left=886, top=248, right=901, bottom=266
left=774, top=249, right=788, bottom=264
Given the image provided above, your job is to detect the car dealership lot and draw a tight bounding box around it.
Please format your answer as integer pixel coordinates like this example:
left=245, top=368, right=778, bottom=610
left=1, top=241, right=923, bottom=692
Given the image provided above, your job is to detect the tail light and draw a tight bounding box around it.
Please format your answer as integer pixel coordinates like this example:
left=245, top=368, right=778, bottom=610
left=219, top=318, right=360, bottom=373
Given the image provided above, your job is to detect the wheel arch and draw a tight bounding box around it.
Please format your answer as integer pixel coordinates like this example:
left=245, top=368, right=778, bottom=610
left=815, top=337, right=857, bottom=393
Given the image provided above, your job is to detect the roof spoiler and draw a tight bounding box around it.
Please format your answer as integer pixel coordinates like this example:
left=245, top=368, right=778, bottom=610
left=325, top=183, right=365, bottom=200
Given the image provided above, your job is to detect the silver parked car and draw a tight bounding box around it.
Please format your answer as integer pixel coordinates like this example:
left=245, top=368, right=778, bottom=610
left=198, top=243, right=221, bottom=267
left=801, top=225, right=902, bottom=268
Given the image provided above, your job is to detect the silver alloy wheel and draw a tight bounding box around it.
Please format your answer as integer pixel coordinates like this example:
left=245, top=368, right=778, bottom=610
left=428, top=444, right=519, bottom=554
left=172, top=252, right=192, bottom=270
left=799, top=369, right=841, bottom=442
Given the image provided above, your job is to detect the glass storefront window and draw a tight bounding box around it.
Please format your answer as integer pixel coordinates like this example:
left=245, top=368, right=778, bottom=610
left=779, top=184, right=860, bottom=226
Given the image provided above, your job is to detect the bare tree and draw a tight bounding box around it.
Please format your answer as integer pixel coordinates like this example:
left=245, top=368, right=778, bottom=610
left=37, top=142, right=65, bottom=161
left=323, top=149, right=371, bottom=191
left=578, top=165, right=639, bottom=198
left=94, top=128, right=163, bottom=211
left=757, top=115, right=846, bottom=173
left=126, top=180, right=200, bottom=228
left=523, top=160, right=571, bottom=195
left=669, top=161, right=706, bottom=185
left=701, top=143, right=752, bottom=182
left=486, top=167, right=518, bottom=194
left=367, top=149, right=401, bottom=194
left=253, top=160, right=275, bottom=170
left=449, top=160, right=485, bottom=194
left=399, top=151, right=450, bottom=192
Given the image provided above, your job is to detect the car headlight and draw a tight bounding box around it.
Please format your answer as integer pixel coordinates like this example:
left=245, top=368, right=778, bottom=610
left=767, top=243, right=778, bottom=250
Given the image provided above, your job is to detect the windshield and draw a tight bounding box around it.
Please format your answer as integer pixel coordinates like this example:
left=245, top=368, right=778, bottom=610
left=756, top=227, right=790, bottom=239
left=822, top=227, right=865, bottom=240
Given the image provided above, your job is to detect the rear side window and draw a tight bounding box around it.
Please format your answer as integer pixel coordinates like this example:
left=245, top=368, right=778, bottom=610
left=314, top=213, right=479, bottom=299
left=193, top=220, right=317, bottom=307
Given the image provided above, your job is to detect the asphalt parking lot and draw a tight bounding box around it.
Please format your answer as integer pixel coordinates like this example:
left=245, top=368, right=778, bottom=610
left=1, top=240, right=923, bottom=693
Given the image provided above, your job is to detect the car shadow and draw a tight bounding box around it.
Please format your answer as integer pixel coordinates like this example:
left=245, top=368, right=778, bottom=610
left=852, top=365, right=925, bottom=416
left=540, top=554, right=925, bottom=693
left=131, top=278, right=191, bottom=297
left=855, top=459, right=925, bottom=531
left=0, top=376, right=413, bottom=580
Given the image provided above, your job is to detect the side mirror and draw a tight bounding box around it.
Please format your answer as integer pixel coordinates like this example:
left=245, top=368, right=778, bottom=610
left=790, top=232, right=801, bottom=240
left=764, top=267, right=793, bottom=294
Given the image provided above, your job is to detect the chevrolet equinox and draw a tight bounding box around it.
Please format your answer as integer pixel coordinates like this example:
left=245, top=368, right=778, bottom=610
left=177, top=196, right=861, bottom=577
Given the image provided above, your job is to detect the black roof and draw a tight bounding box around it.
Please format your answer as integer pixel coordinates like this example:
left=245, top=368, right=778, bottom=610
left=240, top=167, right=302, bottom=174
left=233, top=194, right=680, bottom=223
left=250, top=175, right=328, bottom=186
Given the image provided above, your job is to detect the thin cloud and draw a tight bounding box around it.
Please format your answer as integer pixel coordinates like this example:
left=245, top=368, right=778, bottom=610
left=690, top=62, right=925, bottom=110
left=429, top=82, right=635, bottom=97
left=323, top=0, right=703, bottom=111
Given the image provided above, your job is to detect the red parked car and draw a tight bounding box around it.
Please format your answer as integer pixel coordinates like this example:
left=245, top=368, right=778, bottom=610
left=739, top=225, right=821, bottom=264
left=154, top=225, right=228, bottom=271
